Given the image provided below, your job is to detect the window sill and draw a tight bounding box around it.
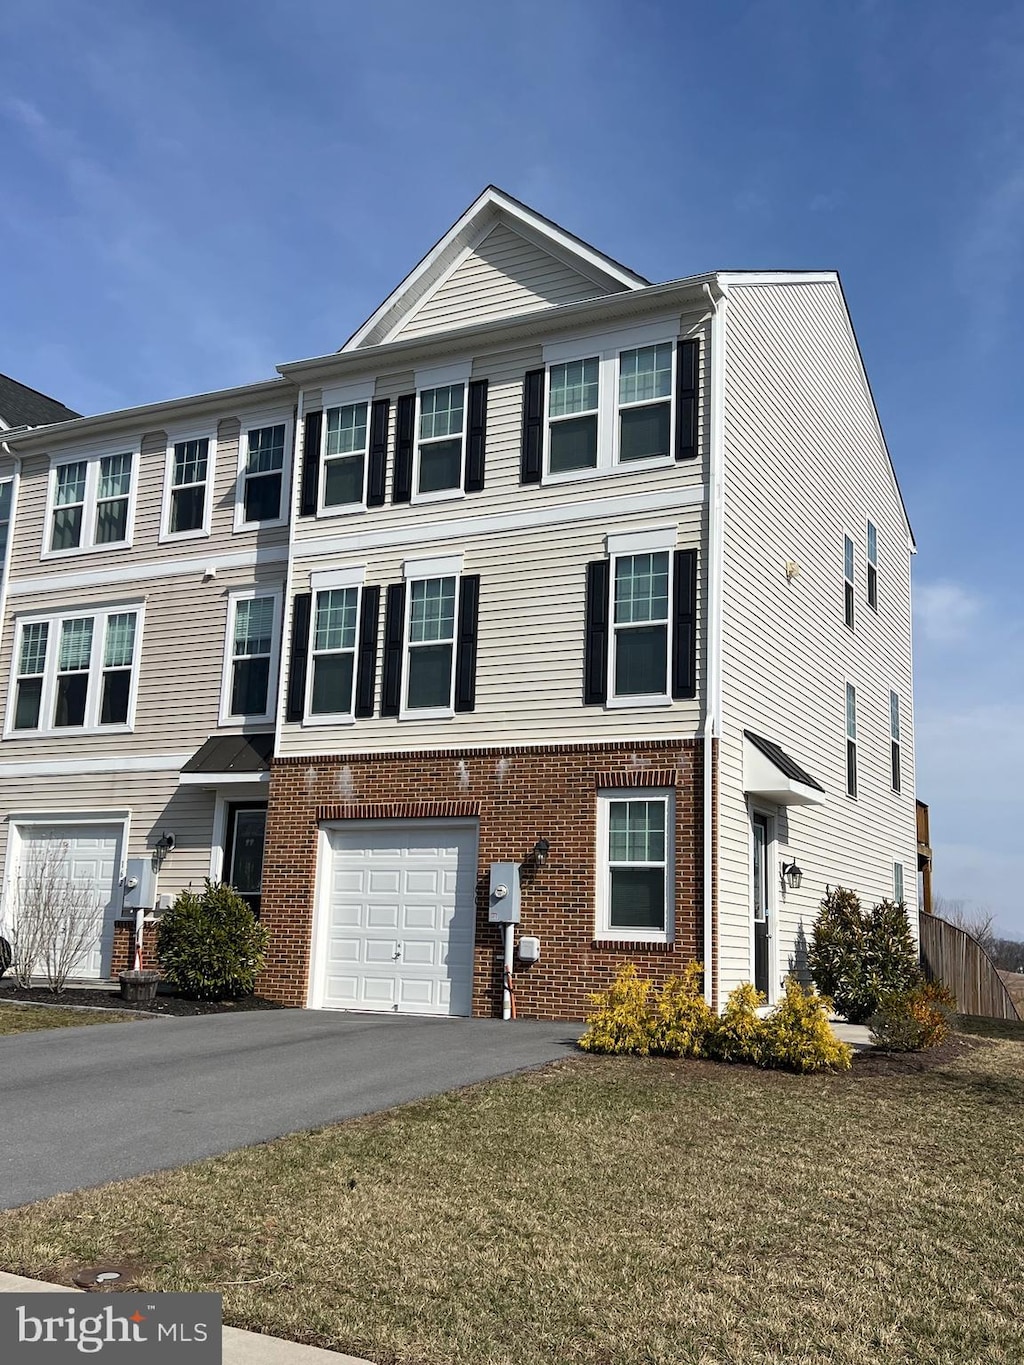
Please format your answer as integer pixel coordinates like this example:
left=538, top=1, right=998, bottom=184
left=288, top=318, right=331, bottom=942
left=542, top=455, right=675, bottom=488
left=218, top=714, right=275, bottom=728
left=300, top=713, right=356, bottom=728
left=398, top=706, right=455, bottom=721
left=158, top=528, right=211, bottom=545
left=3, top=724, right=133, bottom=741
left=40, top=539, right=133, bottom=562
left=411, top=488, right=466, bottom=506
left=605, top=694, right=674, bottom=710
left=591, top=938, right=674, bottom=952
left=234, top=516, right=287, bottom=534
left=315, top=502, right=367, bottom=520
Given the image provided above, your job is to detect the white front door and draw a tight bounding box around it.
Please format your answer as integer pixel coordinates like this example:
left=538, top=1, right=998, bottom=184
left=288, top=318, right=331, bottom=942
left=15, top=824, right=124, bottom=980
left=315, top=821, right=478, bottom=1016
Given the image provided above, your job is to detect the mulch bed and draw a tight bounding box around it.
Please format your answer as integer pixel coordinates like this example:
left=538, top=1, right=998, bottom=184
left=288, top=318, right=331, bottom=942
left=848, top=1031, right=987, bottom=1076
left=0, top=983, right=286, bottom=1016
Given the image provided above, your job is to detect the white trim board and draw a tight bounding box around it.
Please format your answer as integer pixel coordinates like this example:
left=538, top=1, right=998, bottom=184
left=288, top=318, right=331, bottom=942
left=0, top=753, right=192, bottom=778
left=296, top=485, right=706, bottom=563
left=8, top=544, right=289, bottom=597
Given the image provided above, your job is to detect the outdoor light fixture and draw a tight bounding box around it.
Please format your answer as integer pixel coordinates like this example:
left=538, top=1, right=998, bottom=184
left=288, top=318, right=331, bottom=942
left=533, top=838, right=551, bottom=865
left=154, top=832, right=175, bottom=867
left=781, top=860, right=803, bottom=891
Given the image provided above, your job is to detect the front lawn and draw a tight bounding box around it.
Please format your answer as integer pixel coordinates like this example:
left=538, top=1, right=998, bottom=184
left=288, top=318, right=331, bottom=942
left=1, top=1040, right=1022, bottom=1365
left=0, top=1002, right=133, bottom=1034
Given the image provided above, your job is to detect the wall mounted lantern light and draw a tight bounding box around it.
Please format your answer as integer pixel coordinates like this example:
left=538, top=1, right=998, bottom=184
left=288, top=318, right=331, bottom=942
left=533, top=838, right=551, bottom=865
left=781, top=859, right=803, bottom=891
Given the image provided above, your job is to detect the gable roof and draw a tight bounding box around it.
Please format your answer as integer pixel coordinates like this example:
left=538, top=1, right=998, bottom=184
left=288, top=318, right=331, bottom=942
left=0, top=373, right=80, bottom=429
left=341, top=185, right=649, bottom=352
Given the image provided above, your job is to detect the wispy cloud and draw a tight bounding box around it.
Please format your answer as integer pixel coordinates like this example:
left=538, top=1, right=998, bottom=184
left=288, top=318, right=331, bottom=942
left=915, top=580, right=982, bottom=644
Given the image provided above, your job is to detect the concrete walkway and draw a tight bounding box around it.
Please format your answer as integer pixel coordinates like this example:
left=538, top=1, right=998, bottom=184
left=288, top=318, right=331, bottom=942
left=0, top=1010, right=580, bottom=1209
left=0, top=1272, right=372, bottom=1363
left=830, top=1020, right=874, bottom=1048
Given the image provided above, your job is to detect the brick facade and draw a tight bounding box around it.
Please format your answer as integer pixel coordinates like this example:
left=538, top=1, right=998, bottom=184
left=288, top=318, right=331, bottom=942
left=258, top=738, right=714, bottom=1020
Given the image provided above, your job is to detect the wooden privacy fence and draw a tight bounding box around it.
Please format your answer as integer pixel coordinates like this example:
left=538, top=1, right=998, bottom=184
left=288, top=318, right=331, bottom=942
left=919, top=914, right=1021, bottom=1021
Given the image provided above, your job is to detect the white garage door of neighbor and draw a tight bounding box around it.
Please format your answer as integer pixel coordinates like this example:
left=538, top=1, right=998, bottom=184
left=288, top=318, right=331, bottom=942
left=16, top=824, right=123, bottom=980
left=317, top=822, right=478, bottom=1016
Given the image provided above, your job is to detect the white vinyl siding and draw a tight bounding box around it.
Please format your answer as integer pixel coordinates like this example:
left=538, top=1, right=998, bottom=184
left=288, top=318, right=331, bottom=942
left=717, top=279, right=918, bottom=1003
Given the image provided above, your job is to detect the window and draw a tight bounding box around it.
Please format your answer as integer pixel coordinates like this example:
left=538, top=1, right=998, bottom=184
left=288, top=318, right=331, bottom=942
left=612, top=552, right=670, bottom=698
left=867, top=521, right=878, bottom=611
left=893, top=861, right=904, bottom=904
left=309, top=587, right=359, bottom=717
left=890, top=689, right=901, bottom=792
left=416, top=384, right=466, bottom=495
left=618, top=343, right=673, bottom=462
left=405, top=576, right=457, bottom=711
left=323, top=403, right=368, bottom=509
left=223, top=593, right=279, bottom=722
left=844, top=534, right=855, bottom=629
left=165, top=436, right=212, bottom=537
left=846, top=682, right=858, bottom=798
left=549, top=358, right=599, bottom=473
left=239, top=422, right=287, bottom=524
left=0, top=479, right=12, bottom=567
left=597, top=791, right=674, bottom=942
left=543, top=326, right=679, bottom=479
left=47, top=452, right=134, bottom=554
left=8, top=606, right=142, bottom=735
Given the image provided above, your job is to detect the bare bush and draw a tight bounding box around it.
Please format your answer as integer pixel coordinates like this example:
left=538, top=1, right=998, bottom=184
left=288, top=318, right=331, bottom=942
left=8, top=839, right=103, bottom=992
left=932, top=896, right=998, bottom=958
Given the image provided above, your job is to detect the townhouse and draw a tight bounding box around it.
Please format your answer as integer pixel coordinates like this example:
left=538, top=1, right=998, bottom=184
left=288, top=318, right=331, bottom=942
left=0, top=188, right=918, bottom=1019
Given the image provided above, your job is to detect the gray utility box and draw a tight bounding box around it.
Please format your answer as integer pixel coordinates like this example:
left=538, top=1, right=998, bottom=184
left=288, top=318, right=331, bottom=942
left=488, top=862, right=521, bottom=923
left=121, top=858, right=158, bottom=910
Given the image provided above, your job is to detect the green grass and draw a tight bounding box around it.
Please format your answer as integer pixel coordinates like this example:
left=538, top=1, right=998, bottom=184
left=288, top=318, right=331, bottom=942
left=1, top=1041, right=1023, bottom=1365
left=0, top=1002, right=132, bottom=1034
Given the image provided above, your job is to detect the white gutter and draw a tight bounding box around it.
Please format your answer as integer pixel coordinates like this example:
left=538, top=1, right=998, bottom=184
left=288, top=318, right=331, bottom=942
left=702, top=280, right=729, bottom=1008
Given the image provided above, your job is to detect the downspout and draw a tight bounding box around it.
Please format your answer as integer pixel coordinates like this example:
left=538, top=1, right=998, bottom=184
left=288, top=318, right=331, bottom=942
left=702, top=281, right=728, bottom=1008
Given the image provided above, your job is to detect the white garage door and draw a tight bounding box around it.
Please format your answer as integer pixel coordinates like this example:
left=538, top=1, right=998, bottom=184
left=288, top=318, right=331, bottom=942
left=15, top=824, right=123, bottom=980
left=315, top=821, right=478, bottom=1016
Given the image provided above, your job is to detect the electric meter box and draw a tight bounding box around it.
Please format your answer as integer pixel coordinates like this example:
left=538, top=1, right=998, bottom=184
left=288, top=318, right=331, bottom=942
left=517, top=935, right=541, bottom=963
left=121, top=859, right=157, bottom=910
left=488, top=862, right=521, bottom=923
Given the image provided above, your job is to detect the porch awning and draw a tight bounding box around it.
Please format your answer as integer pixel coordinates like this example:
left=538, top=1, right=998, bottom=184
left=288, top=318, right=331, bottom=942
left=179, top=732, right=274, bottom=786
left=743, top=730, right=825, bottom=807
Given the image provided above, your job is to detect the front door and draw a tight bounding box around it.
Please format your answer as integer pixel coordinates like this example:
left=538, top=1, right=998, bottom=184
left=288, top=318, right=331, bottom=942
left=224, top=805, right=267, bottom=917
left=751, top=813, right=770, bottom=997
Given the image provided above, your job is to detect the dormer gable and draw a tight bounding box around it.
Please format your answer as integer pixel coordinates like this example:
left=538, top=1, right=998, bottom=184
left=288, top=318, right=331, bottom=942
left=341, top=185, right=648, bottom=352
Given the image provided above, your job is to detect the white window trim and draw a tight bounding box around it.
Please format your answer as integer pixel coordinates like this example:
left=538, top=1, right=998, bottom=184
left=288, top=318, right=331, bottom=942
left=403, top=553, right=463, bottom=580
left=749, top=804, right=777, bottom=1006
left=303, top=581, right=364, bottom=728
left=845, top=679, right=858, bottom=800
left=412, top=380, right=468, bottom=506
left=889, top=687, right=901, bottom=793
left=607, top=548, right=673, bottom=708
left=3, top=601, right=146, bottom=739
left=542, top=322, right=679, bottom=486
left=843, top=530, right=856, bottom=631
left=218, top=586, right=283, bottom=726
left=606, top=525, right=677, bottom=557
left=399, top=573, right=460, bottom=721
left=233, top=409, right=294, bottom=533
left=318, top=384, right=375, bottom=520
left=893, top=861, right=904, bottom=904
left=160, top=429, right=217, bottom=543
left=41, top=442, right=140, bottom=560
left=595, top=787, right=675, bottom=944
left=0, top=473, right=13, bottom=568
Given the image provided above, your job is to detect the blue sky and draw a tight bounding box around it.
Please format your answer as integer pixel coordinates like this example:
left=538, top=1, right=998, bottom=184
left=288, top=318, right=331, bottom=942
left=3, top=0, right=1023, bottom=934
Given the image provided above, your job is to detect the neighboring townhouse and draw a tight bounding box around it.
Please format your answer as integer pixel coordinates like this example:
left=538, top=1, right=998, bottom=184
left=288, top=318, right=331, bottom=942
left=0, top=187, right=918, bottom=1020
left=0, top=373, right=82, bottom=573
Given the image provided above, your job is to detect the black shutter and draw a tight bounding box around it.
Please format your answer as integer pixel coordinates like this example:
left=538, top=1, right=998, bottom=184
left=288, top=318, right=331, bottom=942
left=285, top=593, right=312, bottom=722
left=672, top=549, right=697, bottom=699
left=367, top=400, right=389, bottom=508
left=464, top=380, right=488, bottom=493
left=354, top=585, right=381, bottom=718
left=299, top=411, right=322, bottom=516
left=454, top=575, right=480, bottom=712
left=381, top=582, right=406, bottom=716
left=520, top=369, right=544, bottom=483
left=584, top=560, right=610, bottom=705
left=393, top=394, right=415, bottom=503
left=675, top=339, right=699, bottom=461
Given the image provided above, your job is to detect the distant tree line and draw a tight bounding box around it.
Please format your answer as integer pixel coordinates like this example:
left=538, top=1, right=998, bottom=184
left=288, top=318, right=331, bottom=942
left=932, top=897, right=1024, bottom=973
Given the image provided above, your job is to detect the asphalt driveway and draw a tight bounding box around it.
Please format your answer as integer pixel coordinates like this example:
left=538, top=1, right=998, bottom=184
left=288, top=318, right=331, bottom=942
left=0, top=1010, right=580, bottom=1209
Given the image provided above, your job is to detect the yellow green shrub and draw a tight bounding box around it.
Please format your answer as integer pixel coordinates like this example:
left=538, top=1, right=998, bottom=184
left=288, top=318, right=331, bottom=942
left=706, top=982, right=767, bottom=1064
left=652, top=962, right=713, bottom=1057
left=762, top=977, right=853, bottom=1072
left=578, top=964, right=655, bottom=1055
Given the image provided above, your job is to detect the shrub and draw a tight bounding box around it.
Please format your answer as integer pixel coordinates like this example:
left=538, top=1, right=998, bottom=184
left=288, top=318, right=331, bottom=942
left=156, top=880, right=269, bottom=1001
left=578, top=964, right=655, bottom=1055
left=809, top=886, right=920, bottom=1023
left=869, top=980, right=957, bottom=1052
left=0, top=935, right=11, bottom=980
left=651, top=962, right=713, bottom=1058
left=706, top=983, right=767, bottom=1065
left=762, top=977, right=852, bottom=1072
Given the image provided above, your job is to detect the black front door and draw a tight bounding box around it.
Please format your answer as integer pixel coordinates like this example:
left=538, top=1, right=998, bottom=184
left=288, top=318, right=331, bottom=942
left=752, top=813, right=770, bottom=997
left=224, top=804, right=267, bottom=918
